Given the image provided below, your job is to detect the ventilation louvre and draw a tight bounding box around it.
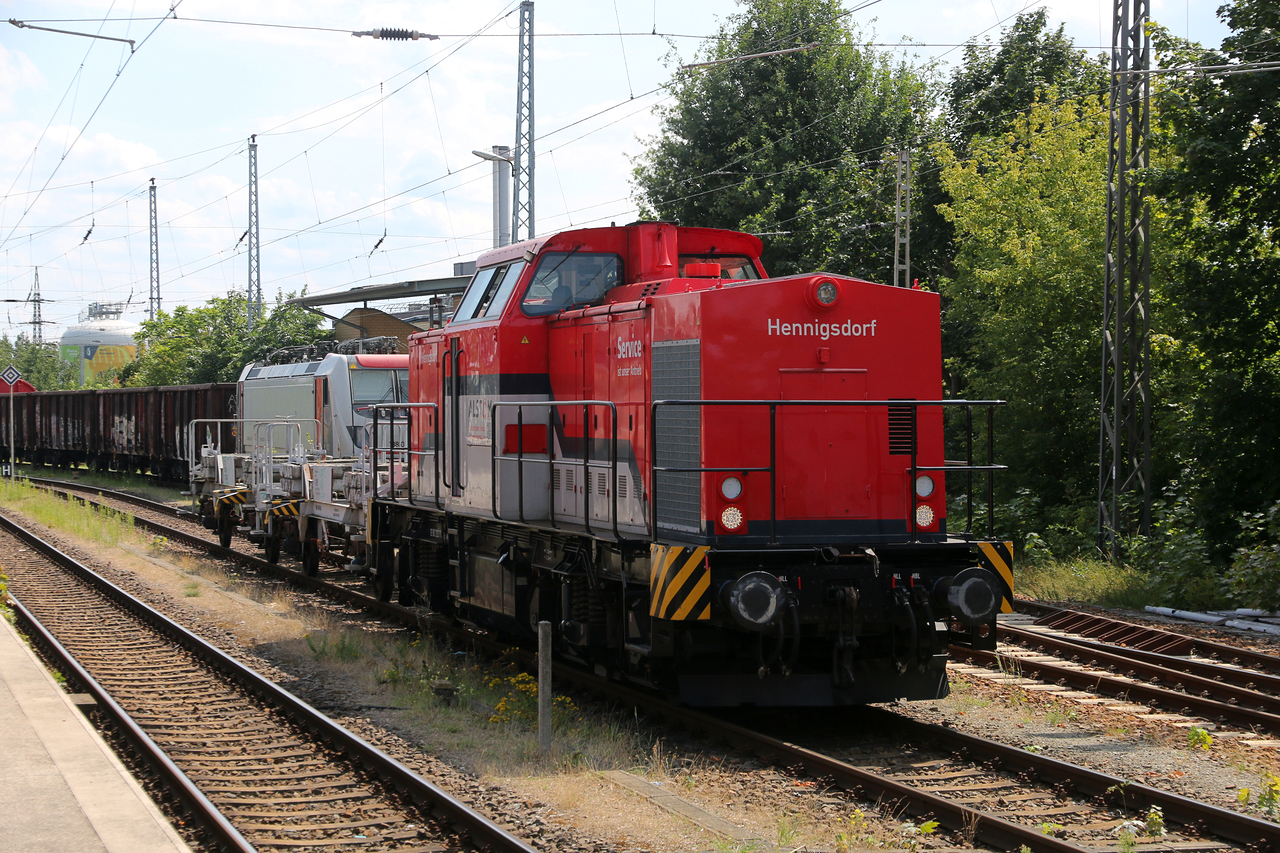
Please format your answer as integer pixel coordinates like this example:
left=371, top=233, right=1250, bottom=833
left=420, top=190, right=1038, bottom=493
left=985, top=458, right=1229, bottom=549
left=888, top=403, right=916, bottom=455
left=653, top=340, right=701, bottom=532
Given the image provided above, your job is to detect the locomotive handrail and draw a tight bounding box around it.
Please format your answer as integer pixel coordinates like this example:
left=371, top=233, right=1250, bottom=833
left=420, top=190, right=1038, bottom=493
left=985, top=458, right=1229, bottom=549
left=368, top=402, right=442, bottom=507
left=649, top=398, right=1006, bottom=544
left=489, top=400, right=621, bottom=541
left=368, top=403, right=439, bottom=509
left=441, top=341, right=464, bottom=493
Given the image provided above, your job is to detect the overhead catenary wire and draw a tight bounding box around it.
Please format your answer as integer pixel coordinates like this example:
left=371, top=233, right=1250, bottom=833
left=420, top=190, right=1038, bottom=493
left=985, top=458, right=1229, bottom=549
left=5, top=3, right=1263, bottom=332
left=0, top=0, right=188, bottom=252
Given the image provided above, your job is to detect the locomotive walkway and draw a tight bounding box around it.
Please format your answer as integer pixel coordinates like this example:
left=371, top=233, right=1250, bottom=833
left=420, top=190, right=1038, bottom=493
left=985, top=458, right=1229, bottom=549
left=0, top=614, right=191, bottom=853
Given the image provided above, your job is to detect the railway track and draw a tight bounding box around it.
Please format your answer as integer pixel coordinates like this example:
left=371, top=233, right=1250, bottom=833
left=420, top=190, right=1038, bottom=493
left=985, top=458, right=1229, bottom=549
left=23, top=475, right=414, bottom=622
left=945, top=603, right=1280, bottom=740
left=18, top=474, right=1280, bottom=851
left=0, top=510, right=537, bottom=853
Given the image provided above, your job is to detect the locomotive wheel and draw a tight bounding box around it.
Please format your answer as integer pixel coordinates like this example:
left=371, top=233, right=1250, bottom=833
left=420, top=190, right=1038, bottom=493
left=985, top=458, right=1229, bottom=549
left=217, top=508, right=234, bottom=548
left=264, top=532, right=282, bottom=565
left=301, top=521, right=321, bottom=577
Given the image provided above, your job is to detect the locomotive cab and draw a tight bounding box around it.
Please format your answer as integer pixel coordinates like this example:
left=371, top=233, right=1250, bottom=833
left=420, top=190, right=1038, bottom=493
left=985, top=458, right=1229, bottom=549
left=381, top=222, right=1010, bottom=706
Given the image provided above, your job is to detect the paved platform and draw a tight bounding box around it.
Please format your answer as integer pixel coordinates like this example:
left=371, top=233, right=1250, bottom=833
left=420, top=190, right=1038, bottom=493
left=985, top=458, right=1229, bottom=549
left=0, top=613, right=191, bottom=853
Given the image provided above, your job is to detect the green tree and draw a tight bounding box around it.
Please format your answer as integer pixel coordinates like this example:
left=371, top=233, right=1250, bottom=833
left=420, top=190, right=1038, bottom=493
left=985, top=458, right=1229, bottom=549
left=129, top=291, right=329, bottom=386
left=632, top=0, right=933, bottom=281
left=935, top=95, right=1107, bottom=532
left=919, top=10, right=1107, bottom=286
left=1149, top=0, right=1280, bottom=548
left=945, top=9, right=1106, bottom=151
left=0, top=334, right=77, bottom=390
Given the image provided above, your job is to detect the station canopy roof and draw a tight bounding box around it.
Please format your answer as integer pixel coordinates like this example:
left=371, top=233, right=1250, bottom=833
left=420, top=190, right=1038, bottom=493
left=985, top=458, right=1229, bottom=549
left=286, top=275, right=469, bottom=308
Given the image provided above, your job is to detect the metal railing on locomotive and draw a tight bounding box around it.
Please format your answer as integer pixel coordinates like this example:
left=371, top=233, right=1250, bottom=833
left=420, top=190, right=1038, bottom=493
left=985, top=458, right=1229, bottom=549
left=369, top=402, right=441, bottom=509
left=490, top=400, right=622, bottom=540
left=370, top=399, right=1005, bottom=544
left=649, top=398, right=1007, bottom=544
left=366, top=400, right=623, bottom=539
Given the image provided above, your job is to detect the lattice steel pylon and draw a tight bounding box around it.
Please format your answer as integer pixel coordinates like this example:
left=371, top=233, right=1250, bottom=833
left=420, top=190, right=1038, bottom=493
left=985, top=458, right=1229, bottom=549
left=31, top=267, right=42, bottom=344
left=1097, top=0, right=1152, bottom=555
left=892, top=149, right=911, bottom=288
left=247, top=135, right=262, bottom=331
left=148, top=178, right=160, bottom=320
left=512, top=1, right=534, bottom=242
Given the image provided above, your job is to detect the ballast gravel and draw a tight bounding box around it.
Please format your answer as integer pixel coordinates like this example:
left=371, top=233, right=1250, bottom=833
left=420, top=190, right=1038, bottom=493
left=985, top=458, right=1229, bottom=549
left=8, top=509, right=1280, bottom=851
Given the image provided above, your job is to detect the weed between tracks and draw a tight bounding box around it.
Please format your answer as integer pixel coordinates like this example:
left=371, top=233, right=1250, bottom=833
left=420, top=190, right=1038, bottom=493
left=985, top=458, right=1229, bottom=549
left=9, top=463, right=185, bottom=505
left=0, top=478, right=144, bottom=547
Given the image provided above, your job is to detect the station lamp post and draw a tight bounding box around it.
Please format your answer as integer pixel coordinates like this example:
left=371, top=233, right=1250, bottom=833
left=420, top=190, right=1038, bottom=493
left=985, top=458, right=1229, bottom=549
left=472, top=147, right=513, bottom=248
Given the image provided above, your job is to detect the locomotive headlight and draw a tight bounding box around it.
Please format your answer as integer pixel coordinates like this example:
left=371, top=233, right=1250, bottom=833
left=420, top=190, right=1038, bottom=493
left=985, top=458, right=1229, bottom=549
left=915, top=503, right=936, bottom=528
left=805, top=277, right=841, bottom=310
left=720, top=476, right=743, bottom=500
left=915, top=474, right=935, bottom=498
left=720, top=506, right=745, bottom=530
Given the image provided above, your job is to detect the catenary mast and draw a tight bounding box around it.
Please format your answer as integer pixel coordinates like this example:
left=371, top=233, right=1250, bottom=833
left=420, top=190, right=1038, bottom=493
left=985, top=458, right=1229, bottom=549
left=1097, top=0, right=1152, bottom=554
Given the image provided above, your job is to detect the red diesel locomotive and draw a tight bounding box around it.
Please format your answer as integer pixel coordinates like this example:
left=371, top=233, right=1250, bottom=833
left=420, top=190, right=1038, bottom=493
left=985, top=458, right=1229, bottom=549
left=366, top=221, right=1011, bottom=706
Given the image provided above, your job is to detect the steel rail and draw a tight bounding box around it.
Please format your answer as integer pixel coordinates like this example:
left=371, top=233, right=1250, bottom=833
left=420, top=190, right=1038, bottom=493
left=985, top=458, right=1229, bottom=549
left=6, top=594, right=255, bottom=853
left=957, top=645, right=1280, bottom=733
left=1019, top=601, right=1280, bottom=676
left=0, top=510, right=539, bottom=853
left=876, top=709, right=1280, bottom=851
left=25, top=475, right=182, bottom=517
left=534, top=659, right=1280, bottom=853
left=25, top=477, right=1280, bottom=850
left=1002, top=622, right=1280, bottom=695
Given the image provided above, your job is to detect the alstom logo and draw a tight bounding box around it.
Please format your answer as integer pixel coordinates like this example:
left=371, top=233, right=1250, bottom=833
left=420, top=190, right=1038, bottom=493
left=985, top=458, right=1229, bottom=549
left=768, top=319, right=877, bottom=339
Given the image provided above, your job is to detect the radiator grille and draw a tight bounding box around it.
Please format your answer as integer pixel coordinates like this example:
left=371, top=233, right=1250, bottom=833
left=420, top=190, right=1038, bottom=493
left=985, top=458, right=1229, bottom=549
left=653, top=340, right=701, bottom=532
left=617, top=474, right=628, bottom=500
left=888, top=402, right=916, bottom=455
left=597, top=471, right=608, bottom=496
left=552, top=467, right=561, bottom=491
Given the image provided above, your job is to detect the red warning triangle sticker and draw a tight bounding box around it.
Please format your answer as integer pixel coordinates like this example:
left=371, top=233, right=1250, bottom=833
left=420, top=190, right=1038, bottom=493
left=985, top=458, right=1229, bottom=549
left=520, top=336, right=530, bottom=344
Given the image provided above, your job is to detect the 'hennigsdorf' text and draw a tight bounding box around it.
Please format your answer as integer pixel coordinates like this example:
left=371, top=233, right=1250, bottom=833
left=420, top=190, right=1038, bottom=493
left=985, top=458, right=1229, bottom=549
left=767, top=319, right=877, bottom=339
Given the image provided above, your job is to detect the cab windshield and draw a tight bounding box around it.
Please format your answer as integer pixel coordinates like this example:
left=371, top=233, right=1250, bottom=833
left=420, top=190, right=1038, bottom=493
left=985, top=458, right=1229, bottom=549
left=521, top=252, right=622, bottom=316
left=351, top=368, right=409, bottom=410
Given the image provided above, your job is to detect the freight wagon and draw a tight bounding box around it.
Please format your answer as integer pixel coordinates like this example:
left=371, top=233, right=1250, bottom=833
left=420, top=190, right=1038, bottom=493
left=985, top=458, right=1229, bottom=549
left=0, top=384, right=236, bottom=480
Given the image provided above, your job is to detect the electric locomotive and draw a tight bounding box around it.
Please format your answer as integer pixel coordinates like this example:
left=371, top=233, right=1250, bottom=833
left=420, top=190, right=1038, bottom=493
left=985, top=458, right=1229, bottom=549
left=368, top=221, right=1011, bottom=706
left=188, top=339, right=409, bottom=568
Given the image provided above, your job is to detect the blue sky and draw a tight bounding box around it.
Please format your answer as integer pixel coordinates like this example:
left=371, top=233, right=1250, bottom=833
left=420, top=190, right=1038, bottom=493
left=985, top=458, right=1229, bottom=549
left=0, top=0, right=1229, bottom=341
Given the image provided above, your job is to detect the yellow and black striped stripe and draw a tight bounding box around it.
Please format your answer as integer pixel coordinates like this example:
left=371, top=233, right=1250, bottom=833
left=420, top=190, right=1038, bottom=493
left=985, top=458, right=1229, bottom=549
left=975, top=540, right=1015, bottom=613
left=649, top=544, right=711, bottom=621
left=214, top=487, right=249, bottom=510
left=267, top=500, right=300, bottom=519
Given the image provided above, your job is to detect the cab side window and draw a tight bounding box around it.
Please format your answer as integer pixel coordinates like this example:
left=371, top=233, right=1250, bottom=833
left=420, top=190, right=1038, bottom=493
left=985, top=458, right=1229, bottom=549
left=450, top=261, right=527, bottom=323
left=521, top=253, right=621, bottom=317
